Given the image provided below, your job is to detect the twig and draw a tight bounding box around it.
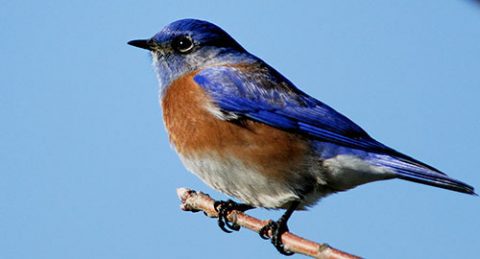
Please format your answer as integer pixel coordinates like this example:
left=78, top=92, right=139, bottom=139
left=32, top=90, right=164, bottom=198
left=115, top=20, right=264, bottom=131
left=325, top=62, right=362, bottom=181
left=177, top=187, right=361, bottom=259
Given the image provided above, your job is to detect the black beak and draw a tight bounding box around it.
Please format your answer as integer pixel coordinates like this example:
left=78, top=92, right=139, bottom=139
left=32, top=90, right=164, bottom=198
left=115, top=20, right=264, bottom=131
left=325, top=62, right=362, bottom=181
left=128, top=39, right=153, bottom=50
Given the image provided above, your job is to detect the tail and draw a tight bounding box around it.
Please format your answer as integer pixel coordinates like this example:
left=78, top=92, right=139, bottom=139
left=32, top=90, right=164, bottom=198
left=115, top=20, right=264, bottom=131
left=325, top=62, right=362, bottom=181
left=371, top=154, right=476, bottom=195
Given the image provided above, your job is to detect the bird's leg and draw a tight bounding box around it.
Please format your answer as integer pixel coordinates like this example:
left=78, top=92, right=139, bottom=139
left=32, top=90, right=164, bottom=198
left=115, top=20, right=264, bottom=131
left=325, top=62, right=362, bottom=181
left=214, top=199, right=253, bottom=233
left=259, top=201, right=300, bottom=256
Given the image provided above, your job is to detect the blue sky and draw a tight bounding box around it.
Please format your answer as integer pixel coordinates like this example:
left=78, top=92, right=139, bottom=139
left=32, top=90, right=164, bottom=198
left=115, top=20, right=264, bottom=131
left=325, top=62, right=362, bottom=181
left=1, top=1, right=479, bottom=258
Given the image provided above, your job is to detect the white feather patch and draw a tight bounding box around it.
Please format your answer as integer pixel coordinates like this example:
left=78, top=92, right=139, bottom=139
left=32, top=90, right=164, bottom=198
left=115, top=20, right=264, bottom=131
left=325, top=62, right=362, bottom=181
left=179, top=152, right=299, bottom=208
left=203, top=102, right=239, bottom=120
left=323, top=154, right=395, bottom=191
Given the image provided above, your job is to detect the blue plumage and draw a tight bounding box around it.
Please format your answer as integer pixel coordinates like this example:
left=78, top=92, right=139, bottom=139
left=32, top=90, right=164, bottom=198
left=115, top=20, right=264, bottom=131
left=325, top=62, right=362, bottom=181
left=129, top=19, right=476, bottom=255
left=130, top=18, right=474, bottom=195
left=194, top=65, right=372, bottom=144
left=194, top=63, right=475, bottom=195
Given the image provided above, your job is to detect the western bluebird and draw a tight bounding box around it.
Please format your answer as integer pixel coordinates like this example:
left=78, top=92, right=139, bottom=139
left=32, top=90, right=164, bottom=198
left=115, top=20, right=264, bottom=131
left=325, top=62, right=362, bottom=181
left=129, top=19, right=475, bottom=255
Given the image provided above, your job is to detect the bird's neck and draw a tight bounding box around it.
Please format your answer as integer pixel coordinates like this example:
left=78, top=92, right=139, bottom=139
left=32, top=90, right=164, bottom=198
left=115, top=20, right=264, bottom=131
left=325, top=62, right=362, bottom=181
left=152, top=49, right=258, bottom=95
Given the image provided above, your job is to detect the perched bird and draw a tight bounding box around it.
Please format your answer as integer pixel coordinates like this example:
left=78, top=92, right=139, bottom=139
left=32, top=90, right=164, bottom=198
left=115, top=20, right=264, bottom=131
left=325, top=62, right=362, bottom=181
left=128, top=19, right=475, bottom=255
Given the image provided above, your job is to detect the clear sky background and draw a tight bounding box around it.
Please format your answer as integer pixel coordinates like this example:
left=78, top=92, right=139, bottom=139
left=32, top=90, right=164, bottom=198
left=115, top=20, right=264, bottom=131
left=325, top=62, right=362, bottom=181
left=1, top=1, right=479, bottom=258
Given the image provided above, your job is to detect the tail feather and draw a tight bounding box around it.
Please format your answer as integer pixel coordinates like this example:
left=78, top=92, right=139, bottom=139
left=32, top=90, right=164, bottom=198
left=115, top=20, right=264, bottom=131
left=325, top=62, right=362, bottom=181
left=371, top=155, right=476, bottom=195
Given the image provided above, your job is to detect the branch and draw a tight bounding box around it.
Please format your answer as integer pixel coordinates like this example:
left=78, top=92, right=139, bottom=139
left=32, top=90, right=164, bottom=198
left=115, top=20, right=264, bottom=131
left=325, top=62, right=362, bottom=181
left=177, top=187, right=361, bottom=259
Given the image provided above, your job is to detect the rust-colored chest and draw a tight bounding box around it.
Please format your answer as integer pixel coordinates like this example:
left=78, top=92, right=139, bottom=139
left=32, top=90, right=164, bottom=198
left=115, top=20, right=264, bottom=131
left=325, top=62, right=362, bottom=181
left=161, top=72, right=313, bottom=181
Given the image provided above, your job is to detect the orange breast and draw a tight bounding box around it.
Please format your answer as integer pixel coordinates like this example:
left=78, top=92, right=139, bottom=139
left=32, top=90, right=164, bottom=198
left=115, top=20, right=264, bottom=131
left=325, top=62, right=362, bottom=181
left=161, top=71, right=314, bottom=182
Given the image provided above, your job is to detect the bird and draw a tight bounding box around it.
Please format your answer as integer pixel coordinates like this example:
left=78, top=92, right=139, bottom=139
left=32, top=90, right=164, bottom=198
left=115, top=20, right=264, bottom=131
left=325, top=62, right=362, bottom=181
left=128, top=18, right=475, bottom=255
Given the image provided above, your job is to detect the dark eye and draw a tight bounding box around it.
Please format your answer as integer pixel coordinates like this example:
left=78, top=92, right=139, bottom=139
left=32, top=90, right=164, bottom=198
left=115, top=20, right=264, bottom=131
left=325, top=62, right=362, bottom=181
left=172, top=35, right=194, bottom=53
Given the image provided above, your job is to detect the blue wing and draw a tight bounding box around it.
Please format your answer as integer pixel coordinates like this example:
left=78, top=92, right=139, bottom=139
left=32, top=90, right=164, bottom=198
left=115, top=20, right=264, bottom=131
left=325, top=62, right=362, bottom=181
left=194, top=64, right=389, bottom=153
left=193, top=63, right=475, bottom=195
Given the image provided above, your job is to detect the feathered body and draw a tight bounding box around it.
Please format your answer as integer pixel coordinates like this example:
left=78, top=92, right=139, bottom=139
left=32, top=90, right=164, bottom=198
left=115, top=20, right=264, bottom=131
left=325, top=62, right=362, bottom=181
left=131, top=19, right=475, bottom=211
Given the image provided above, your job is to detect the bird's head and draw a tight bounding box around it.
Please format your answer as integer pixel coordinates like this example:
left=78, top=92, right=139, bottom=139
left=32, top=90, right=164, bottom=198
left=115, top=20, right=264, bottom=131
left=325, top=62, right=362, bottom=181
left=129, top=19, right=253, bottom=88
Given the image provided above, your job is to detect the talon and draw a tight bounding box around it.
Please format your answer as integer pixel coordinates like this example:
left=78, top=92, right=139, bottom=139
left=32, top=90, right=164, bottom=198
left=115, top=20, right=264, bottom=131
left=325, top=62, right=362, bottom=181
left=214, top=201, right=233, bottom=233
left=214, top=200, right=251, bottom=233
left=275, top=243, right=295, bottom=256
left=271, top=223, right=294, bottom=256
left=225, top=217, right=241, bottom=231
left=259, top=220, right=293, bottom=255
left=259, top=201, right=300, bottom=256
left=258, top=220, right=275, bottom=240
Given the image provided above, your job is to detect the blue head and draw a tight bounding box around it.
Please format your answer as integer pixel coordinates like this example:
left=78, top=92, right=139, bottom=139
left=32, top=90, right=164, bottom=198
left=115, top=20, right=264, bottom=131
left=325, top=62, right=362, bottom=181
left=128, top=19, right=256, bottom=88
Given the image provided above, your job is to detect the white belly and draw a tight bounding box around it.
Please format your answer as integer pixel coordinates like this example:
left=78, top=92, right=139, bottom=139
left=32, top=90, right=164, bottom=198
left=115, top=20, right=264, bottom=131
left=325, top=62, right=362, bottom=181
left=179, top=152, right=301, bottom=208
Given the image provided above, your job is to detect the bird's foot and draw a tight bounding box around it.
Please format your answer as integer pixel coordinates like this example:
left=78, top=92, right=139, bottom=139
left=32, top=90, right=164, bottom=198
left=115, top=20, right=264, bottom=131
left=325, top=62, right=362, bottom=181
left=214, top=199, right=252, bottom=233
left=259, top=220, right=294, bottom=256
